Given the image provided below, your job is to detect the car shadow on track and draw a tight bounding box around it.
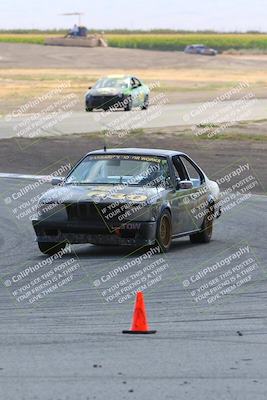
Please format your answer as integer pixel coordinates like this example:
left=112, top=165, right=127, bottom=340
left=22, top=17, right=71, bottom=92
left=69, top=238, right=203, bottom=258
left=33, top=238, right=219, bottom=261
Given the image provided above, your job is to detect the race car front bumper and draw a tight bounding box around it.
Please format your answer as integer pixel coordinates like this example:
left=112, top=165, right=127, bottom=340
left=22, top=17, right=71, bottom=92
left=32, top=219, right=157, bottom=246
left=86, top=94, right=126, bottom=110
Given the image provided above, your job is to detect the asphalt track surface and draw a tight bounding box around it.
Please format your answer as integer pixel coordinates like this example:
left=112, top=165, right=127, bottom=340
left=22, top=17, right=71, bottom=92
left=1, top=99, right=267, bottom=139
left=0, top=177, right=267, bottom=400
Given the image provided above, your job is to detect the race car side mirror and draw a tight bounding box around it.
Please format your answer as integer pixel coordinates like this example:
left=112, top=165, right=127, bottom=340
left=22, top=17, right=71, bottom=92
left=51, top=177, right=65, bottom=186
left=178, top=180, right=193, bottom=190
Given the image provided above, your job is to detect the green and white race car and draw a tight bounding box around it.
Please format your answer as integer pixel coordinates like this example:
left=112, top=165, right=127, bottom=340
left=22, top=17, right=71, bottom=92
left=85, top=75, right=150, bottom=112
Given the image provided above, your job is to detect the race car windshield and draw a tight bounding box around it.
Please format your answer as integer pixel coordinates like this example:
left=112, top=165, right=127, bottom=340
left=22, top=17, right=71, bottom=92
left=93, top=78, right=128, bottom=89
left=65, top=155, right=171, bottom=187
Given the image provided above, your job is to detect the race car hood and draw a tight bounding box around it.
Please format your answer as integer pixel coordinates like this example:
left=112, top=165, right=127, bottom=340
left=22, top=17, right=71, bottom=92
left=39, top=184, right=166, bottom=205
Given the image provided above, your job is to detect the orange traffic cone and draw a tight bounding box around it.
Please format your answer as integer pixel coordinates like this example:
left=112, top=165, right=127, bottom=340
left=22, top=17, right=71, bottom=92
left=122, top=291, right=157, bottom=334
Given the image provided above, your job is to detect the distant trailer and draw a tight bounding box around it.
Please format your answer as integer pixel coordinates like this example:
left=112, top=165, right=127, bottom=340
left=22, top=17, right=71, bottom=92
left=44, top=35, right=108, bottom=48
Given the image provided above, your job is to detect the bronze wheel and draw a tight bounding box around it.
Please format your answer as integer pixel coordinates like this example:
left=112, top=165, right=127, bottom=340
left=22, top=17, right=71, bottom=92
left=156, top=210, right=172, bottom=252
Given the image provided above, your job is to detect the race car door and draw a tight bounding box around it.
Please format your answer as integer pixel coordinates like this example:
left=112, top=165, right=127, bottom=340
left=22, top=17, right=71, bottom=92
left=178, top=155, right=208, bottom=231
left=170, top=156, right=196, bottom=234
left=131, top=77, right=144, bottom=107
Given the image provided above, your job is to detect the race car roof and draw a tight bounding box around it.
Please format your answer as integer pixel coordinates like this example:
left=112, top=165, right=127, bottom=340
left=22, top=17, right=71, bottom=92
left=106, top=75, right=130, bottom=79
left=88, top=148, right=185, bottom=157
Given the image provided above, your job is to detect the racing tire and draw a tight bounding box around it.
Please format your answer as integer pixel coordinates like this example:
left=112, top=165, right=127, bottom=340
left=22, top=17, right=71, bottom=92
left=124, top=96, right=133, bottom=111
left=142, top=95, right=149, bottom=110
left=190, top=211, right=213, bottom=244
left=38, top=241, right=67, bottom=256
left=156, top=210, right=172, bottom=252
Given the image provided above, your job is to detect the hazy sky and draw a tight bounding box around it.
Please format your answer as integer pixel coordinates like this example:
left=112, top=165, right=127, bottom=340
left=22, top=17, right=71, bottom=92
left=0, top=0, right=266, bottom=31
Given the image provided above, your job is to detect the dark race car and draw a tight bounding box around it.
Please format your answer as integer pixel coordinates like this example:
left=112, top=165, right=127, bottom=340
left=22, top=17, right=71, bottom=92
left=32, top=148, right=221, bottom=255
left=85, top=75, right=150, bottom=112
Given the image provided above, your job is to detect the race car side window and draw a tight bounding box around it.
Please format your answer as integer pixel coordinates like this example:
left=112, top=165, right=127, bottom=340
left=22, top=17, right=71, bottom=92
left=134, top=78, right=142, bottom=87
left=179, top=156, right=204, bottom=188
left=172, top=156, right=188, bottom=182
left=131, top=78, right=139, bottom=88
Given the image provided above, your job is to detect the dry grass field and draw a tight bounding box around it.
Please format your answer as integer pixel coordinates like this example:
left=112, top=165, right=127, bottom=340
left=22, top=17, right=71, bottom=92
left=1, top=43, right=267, bottom=115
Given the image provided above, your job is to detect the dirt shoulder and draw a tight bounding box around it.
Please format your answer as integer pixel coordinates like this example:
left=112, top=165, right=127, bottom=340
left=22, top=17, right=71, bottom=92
left=0, top=131, right=266, bottom=194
